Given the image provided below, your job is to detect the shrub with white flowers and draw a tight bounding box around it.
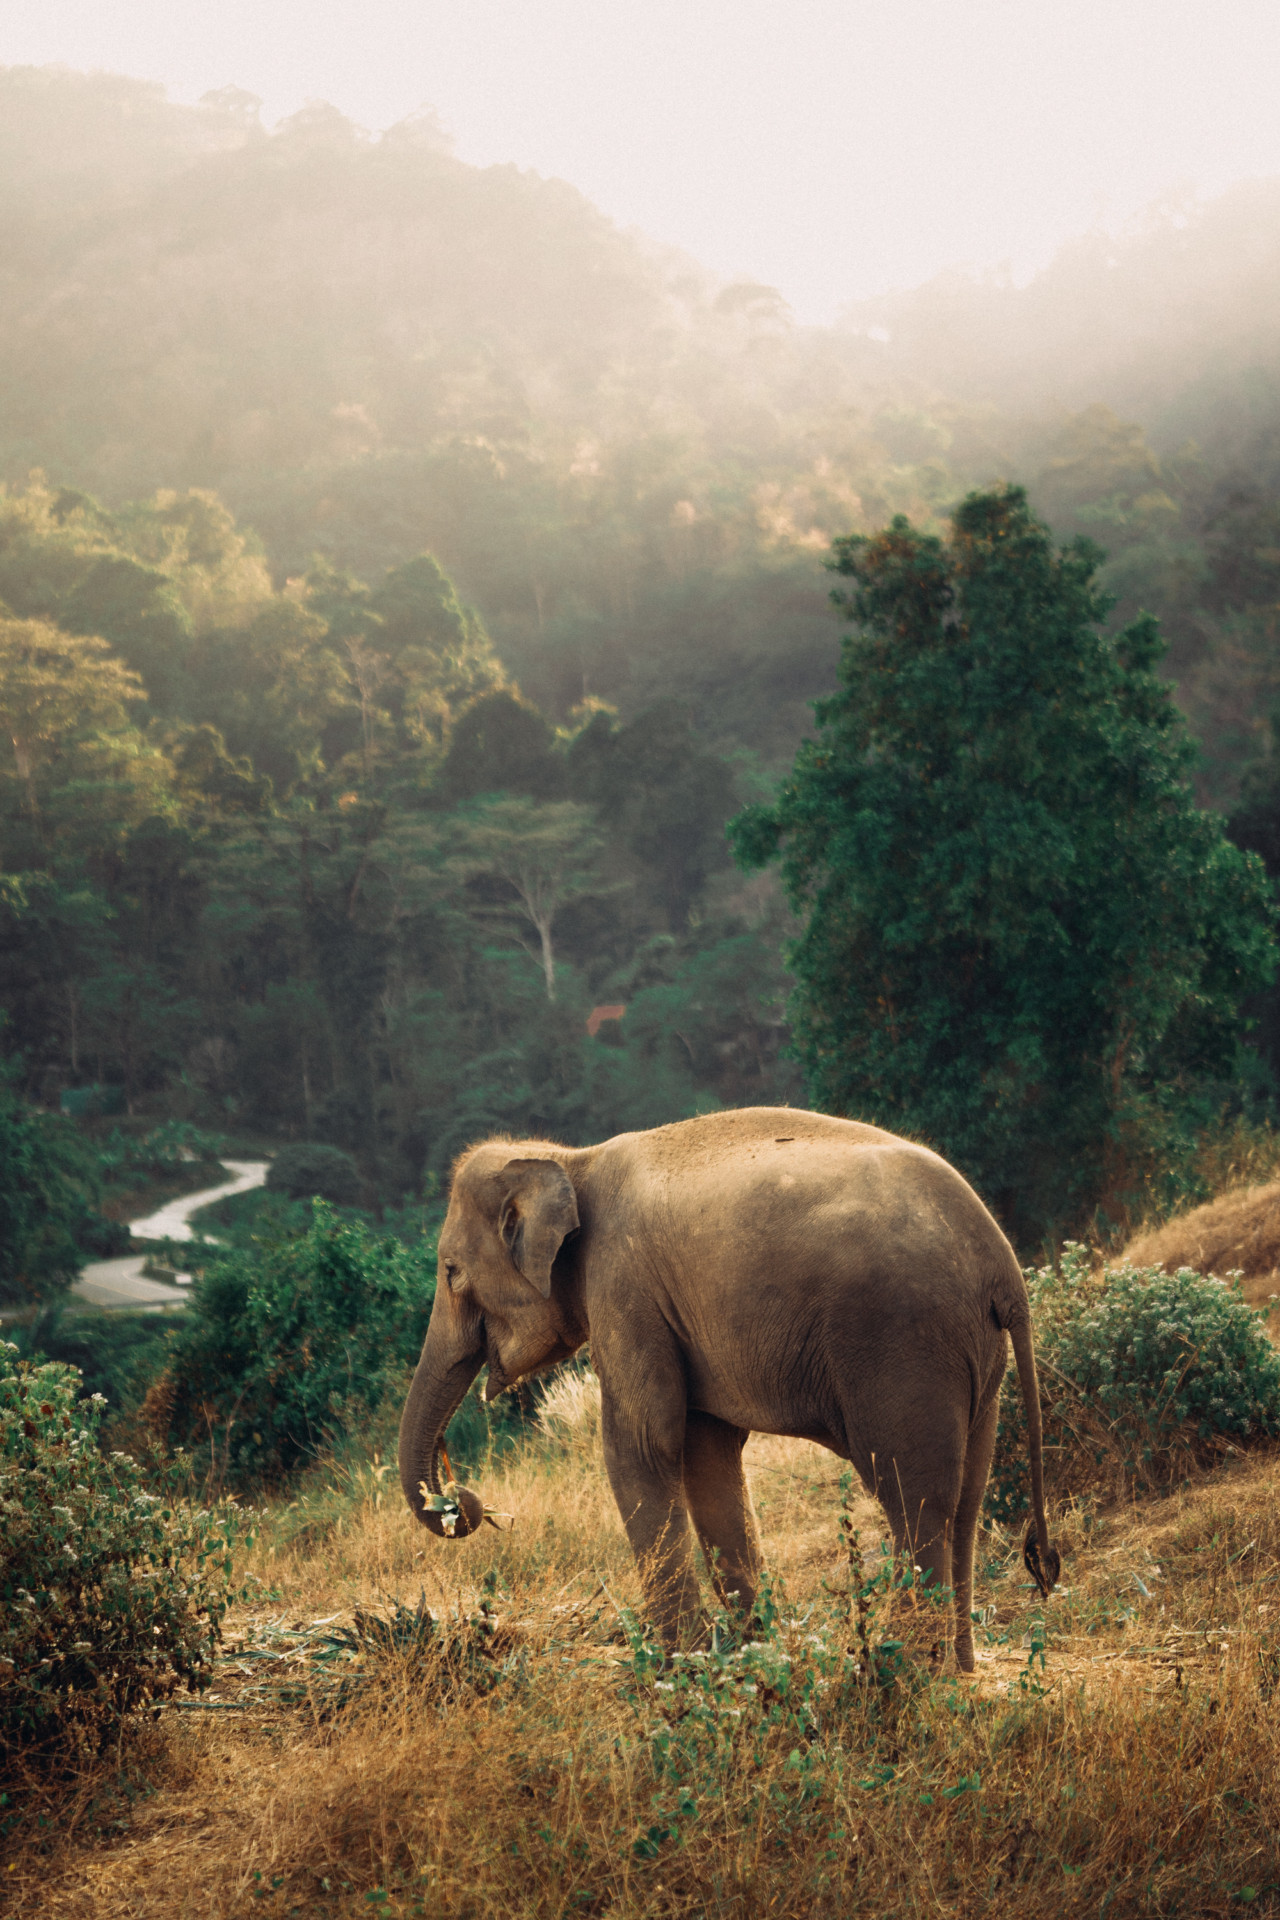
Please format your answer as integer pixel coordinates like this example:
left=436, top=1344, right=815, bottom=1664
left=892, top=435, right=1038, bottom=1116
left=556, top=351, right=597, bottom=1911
left=986, top=1245, right=1280, bottom=1521
left=0, top=1341, right=250, bottom=1758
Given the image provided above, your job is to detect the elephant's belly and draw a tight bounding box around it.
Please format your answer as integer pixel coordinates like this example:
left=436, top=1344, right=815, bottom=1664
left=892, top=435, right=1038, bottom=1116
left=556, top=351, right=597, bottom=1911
left=684, top=1366, right=844, bottom=1454
left=673, top=1265, right=851, bottom=1447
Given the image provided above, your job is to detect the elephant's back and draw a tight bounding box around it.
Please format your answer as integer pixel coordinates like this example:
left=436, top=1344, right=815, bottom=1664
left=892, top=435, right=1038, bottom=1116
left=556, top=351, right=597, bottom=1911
left=603, top=1105, right=903, bottom=1184
left=600, top=1107, right=1015, bottom=1301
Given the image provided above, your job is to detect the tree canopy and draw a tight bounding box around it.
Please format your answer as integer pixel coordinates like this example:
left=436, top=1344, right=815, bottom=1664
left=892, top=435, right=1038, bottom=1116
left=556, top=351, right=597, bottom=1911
left=732, top=486, right=1276, bottom=1239
left=0, top=477, right=787, bottom=1190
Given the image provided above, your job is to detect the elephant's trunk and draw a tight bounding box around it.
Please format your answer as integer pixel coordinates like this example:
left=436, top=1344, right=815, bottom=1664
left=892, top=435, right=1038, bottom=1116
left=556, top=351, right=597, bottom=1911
left=398, top=1348, right=485, bottom=1527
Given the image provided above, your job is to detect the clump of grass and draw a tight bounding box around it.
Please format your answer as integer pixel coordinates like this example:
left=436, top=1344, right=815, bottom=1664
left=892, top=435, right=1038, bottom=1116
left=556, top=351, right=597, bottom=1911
left=226, top=1594, right=522, bottom=1715
left=536, top=1359, right=602, bottom=1458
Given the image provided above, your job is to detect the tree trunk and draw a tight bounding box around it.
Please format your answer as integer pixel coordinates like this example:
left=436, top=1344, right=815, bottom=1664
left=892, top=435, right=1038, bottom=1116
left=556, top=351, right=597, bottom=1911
left=535, top=913, right=556, bottom=1000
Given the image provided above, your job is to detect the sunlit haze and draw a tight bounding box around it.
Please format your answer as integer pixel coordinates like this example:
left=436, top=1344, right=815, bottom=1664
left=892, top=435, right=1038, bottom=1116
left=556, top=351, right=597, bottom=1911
left=5, top=0, right=1280, bottom=319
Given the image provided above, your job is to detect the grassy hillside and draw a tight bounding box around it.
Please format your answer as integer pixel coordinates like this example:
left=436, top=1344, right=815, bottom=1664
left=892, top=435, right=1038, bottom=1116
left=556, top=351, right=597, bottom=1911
left=6, top=1413, right=1278, bottom=1917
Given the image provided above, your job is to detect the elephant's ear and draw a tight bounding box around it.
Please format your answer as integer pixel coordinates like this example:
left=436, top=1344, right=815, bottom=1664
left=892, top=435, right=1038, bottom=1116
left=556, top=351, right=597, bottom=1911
left=495, top=1158, right=579, bottom=1299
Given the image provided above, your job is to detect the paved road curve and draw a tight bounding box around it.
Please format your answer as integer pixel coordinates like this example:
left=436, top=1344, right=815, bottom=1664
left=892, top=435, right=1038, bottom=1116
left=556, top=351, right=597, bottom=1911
left=74, top=1160, right=269, bottom=1311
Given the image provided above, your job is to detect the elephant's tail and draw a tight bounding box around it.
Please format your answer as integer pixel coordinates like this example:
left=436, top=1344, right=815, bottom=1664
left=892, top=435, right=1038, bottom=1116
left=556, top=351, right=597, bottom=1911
left=995, top=1273, right=1061, bottom=1601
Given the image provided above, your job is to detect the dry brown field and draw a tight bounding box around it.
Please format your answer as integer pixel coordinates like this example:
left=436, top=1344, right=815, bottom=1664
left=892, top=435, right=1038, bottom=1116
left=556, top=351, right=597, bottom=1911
left=7, top=1401, right=1280, bottom=1919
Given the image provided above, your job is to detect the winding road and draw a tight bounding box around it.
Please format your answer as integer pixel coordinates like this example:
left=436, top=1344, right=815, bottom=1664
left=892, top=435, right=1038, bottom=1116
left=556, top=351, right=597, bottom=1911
left=73, top=1160, right=269, bottom=1311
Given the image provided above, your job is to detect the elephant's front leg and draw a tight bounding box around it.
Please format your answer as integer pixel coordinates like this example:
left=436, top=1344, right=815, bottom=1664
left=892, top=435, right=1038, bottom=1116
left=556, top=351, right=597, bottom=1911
left=600, top=1391, right=703, bottom=1647
left=682, top=1410, right=762, bottom=1620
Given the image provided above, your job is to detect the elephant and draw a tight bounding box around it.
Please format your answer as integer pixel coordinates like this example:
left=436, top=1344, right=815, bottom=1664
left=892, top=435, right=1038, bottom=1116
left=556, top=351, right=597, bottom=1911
left=399, top=1107, right=1060, bottom=1670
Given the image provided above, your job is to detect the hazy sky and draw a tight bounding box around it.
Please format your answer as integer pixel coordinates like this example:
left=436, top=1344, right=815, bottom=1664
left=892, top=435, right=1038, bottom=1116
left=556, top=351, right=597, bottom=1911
left=4, top=0, right=1280, bottom=321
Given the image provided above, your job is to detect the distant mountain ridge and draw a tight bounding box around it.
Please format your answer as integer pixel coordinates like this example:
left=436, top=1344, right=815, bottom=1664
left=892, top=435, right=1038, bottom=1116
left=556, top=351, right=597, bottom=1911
left=3, top=65, right=1280, bottom=794
left=840, top=180, right=1280, bottom=451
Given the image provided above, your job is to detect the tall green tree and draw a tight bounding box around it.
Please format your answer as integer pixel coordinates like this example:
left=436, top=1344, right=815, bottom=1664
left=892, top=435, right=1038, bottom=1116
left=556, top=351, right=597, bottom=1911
left=0, top=617, right=166, bottom=856
left=732, top=486, right=1275, bottom=1240
left=0, top=1079, right=102, bottom=1305
left=0, top=617, right=182, bottom=1095
left=446, top=796, right=610, bottom=999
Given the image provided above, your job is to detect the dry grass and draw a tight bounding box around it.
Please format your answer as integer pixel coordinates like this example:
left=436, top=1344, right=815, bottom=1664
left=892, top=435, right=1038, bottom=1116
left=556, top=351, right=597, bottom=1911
left=7, top=1408, right=1280, bottom=1919
left=1099, top=1116, right=1280, bottom=1263
left=1189, top=1118, right=1280, bottom=1206
left=1122, top=1180, right=1280, bottom=1333
left=536, top=1366, right=604, bottom=1460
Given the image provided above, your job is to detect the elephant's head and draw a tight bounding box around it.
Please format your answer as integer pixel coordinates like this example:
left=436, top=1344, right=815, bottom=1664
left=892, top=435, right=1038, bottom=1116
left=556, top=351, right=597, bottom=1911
left=398, top=1145, right=582, bottom=1537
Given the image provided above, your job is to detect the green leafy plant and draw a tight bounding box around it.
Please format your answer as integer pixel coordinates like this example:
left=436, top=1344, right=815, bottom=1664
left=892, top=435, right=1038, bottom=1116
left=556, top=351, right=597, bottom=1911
left=158, top=1201, right=435, bottom=1488
left=265, top=1142, right=363, bottom=1207
left=0, top=1076, right=114, bottom=1305
left=987, top=1245, right=1280, bottom=1519
left=0, top=1341, right=249, bottom=1759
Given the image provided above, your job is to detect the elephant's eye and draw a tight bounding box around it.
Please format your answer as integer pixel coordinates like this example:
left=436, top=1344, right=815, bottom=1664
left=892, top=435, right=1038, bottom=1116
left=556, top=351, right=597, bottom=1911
left=444, top=1261, right=465, bottom=1292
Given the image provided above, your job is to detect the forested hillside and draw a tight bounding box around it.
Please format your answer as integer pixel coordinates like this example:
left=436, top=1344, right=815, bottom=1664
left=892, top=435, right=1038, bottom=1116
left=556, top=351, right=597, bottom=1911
left=4, top=65, right=1280, bottom=1205
left=0, top=475, right=803, bottom=1195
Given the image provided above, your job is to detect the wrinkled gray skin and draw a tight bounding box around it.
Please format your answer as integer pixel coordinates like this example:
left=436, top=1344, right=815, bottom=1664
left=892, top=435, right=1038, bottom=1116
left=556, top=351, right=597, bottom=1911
left=400, top=1108, right=1059, bottom=1670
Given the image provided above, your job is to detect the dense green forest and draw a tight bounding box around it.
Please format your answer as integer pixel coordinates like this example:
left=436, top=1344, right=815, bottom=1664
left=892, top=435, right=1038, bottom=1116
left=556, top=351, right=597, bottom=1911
left=0, top=472, right=796, bottom=1195
left=5, top=65, right=1280, bottom=1219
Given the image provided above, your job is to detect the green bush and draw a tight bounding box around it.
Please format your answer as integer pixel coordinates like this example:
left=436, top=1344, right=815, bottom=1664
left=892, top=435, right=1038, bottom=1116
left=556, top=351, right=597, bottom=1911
left=266, top=1141, right=363, bottom=1206
left=74, top=1211, right=132, bottom=1258
left=0, top=1342, right=248, bottom=1758
left=188, top=1185, right=314, bottom=1247
left=8, top=1303, right=173, bottom=1421
left=160, top=1201, right=434, bottom=1488
left=987, top=1245, right=1280, bottom=1521
left=0, top=1080, right=110, bottom=1305
left=97, top=1120, right=227, bottom=1180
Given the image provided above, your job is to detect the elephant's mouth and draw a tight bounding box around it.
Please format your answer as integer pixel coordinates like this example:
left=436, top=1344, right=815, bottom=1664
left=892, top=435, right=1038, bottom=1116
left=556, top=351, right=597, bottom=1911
left=481, top=1325, right=578, bottom=1402
left=481, top=1322, right=509, bottom=1402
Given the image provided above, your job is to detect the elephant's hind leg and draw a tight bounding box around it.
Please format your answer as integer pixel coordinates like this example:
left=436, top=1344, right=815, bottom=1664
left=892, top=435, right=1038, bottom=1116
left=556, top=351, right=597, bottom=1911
left=881, top=1487, right=954, bottom=1628
left=682, top=1411, right=763, bottom=1619
left=866, top=1418, right=966, bottom=1661
left=951, top=1392, right=1000, bottom=1674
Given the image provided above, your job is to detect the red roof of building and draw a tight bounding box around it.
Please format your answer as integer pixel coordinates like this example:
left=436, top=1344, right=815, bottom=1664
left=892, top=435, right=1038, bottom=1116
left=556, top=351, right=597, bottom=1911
left=586, top=1004, right=626, bottom=1037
